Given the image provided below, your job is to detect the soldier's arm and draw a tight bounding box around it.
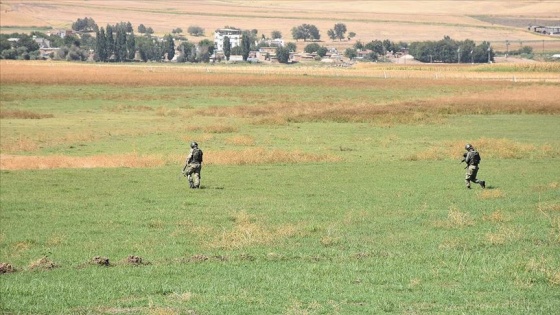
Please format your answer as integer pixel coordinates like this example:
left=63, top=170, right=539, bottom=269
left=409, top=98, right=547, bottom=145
left=464, top=151, right=473, bottom=164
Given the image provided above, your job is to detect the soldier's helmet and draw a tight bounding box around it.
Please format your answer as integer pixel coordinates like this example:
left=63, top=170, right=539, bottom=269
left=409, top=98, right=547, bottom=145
left=190, top=142, right=198, bottom=149
left=465, top=143, right=473, bottom=151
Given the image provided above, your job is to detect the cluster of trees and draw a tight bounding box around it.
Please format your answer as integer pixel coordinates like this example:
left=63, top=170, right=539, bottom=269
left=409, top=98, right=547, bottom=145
left=408, top=36, right=494, bottom=63
left=0, top=33, right=40, bottom=60
left=95, top=21, right=213, bottom=62
left=347, top=39, right=408, bottom=61
left=0, top=31, right=96, bottom=60
left=327, top=23, right=356, bottom=41
left=71, top=17, right=98, bottom=32
left=291, top=23, right=355, bottom=42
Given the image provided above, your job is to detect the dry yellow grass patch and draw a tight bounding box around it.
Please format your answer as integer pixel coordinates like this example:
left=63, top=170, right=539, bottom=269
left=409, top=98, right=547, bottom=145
left=482, top=210, right=509, bottom=223
left=408, top=138, right=559, bottom=161
left=537, top=202, right=560, bottom=212
left=206, top=148, right=341, bottom=165
left=524, top=256, right=560, bottom=286
left=485, top=226, right=521, bottom=245
left=225, top=135, right=256, bottom=146
left=208, top=211, right=300, bottom=250
left=0, top=153, right=165, bottom=170
left=478, top=189, right=505, bottom=200
left=434, top=206, right=475, bottom=229
left=2, top=148, right=338, bottom=170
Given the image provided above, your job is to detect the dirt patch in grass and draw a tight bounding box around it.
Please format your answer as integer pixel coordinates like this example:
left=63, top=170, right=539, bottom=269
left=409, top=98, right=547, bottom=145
left=0, top=109, right=54, bottom=119
left=29, top=256, right=58, bottom=271
left=92, top=256, right=110, bottom=266
left=0, top=262, right=16, bottom=274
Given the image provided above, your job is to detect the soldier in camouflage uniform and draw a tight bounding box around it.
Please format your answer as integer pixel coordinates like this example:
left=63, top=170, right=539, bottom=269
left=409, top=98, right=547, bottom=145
left=182, top=142, right=203, bottom=189
left=463, top=143, right=486, bottom=189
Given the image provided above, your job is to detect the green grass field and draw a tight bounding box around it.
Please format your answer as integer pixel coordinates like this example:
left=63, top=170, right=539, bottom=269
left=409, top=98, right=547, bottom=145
left=1, top=62, right=559, bottom=314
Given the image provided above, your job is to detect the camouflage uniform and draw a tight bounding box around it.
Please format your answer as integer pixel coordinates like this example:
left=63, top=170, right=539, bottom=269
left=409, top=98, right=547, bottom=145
left=183, top=142, right=203, bottom=189
left=464, top=144, right=485, bottom=189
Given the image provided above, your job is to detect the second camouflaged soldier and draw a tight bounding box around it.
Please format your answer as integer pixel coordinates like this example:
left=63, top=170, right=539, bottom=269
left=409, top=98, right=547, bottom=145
left=462, top=143, right=486, bottom=189
left=182, top=142, right=203, bottom=189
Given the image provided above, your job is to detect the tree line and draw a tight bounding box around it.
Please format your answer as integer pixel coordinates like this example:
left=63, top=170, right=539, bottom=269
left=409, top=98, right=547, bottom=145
left=0, top=17, right=537, bottom=63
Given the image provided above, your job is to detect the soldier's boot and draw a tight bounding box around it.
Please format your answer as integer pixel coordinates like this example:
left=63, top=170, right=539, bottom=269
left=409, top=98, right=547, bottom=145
left=480, top=180, right=486, bottom=189
left=465, top=180, right=471, bottom=189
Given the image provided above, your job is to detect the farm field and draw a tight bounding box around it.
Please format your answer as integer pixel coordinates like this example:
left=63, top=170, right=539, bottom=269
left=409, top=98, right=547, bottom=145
left=1, top=0, right=560, bottom=53
left=1, top=60, right=560, bottom=314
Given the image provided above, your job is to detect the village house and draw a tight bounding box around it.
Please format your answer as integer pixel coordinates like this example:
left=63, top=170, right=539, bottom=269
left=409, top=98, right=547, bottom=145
left=213, top=28, right=242, bottom=52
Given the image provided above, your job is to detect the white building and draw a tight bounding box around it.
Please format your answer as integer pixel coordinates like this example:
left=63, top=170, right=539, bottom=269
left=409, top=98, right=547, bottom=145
left=214, top=28, right=242, bottom=52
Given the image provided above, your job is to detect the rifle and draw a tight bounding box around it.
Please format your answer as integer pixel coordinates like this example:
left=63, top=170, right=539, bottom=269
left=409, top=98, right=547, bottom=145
left=460, top=152, right=468, bottom=168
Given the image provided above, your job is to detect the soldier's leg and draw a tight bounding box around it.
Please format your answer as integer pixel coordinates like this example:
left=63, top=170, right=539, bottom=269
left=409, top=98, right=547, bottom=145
left=186, top=165, right=195, bottom=188
left=470, top=168, right=484, bottom=187
left=465, top=166, right=475, bottom=188
left=187, top=174, right=194, bottom=188
left=193, top=167, right=201, bottom=188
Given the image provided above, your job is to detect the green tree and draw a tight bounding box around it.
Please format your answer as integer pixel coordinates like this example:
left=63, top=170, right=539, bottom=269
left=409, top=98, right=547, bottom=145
left=316, top=46, right=328, bottom=57
left=271, top=30, right=282, bottom=39
left=327, top=29, right=336, bottom=41
left=72, top=17, right=98, bottom=32
left=365, top=40, right=384, bottom=55
left=106, top=25, right=115, bottom=60
left=223, top=36, right=231, bottom=61
left=138, top=24, right=146, bottom=34
left=95, top=28, right=107, bottom=61
left=304, top=43, right=321, bottom=53
left=114, top=23, right=128, bottom=62
left=382, top=39, right=394, bottom=53
left=231, top=46, right=243, bottom=56
left=333, top=23, right=347, bottom=41
left=188, top=26, right=204, bottom=36
left=344, top=48, right=357, bottom=59
left=276, top=46, right=291, bottom=63
left=136, top=36, right=163, bottom=61
left=353, top=40, right=364, bottom=50
left=163, top=34, right=175, bottom=61
left=291, top=24, right=320, bottom=42
left=177, top=41, right=196, bottom=62
left=197, top=39, right=214, bottom=62
left=127, top=31, right=136, bottom=60
left=0, top=36, right=11, bottom=52
left=241, top=32, right=252, bottom=61
left=285, top=42, right=297, bottom=53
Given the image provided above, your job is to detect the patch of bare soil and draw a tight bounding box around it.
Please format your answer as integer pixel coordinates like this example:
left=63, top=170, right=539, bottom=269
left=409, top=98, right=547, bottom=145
left=92, top=256, right=110, bottom=266
left=29, top=257, right=58, bottom=270
left=125, top=255, right=149, bottom=265
left=0, top=262, right=16, bottom=274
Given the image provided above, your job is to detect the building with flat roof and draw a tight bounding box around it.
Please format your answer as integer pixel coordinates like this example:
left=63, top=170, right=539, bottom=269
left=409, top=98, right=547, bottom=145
left=214, top=28, right=242, bottom=52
